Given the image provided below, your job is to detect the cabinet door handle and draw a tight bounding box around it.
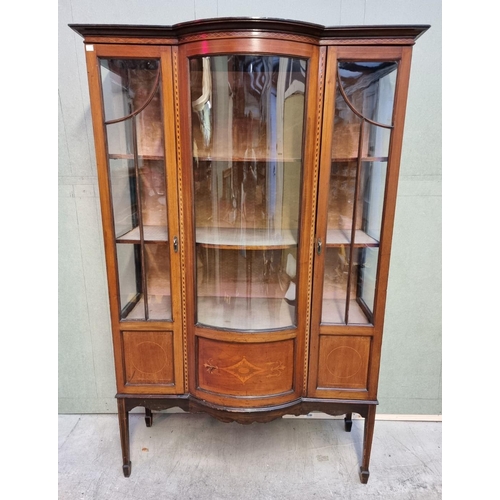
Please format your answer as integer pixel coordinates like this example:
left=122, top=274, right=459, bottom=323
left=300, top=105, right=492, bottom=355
left=317, top=238, right=322, bottom=255
left=173, top=236, right=179, bottom=253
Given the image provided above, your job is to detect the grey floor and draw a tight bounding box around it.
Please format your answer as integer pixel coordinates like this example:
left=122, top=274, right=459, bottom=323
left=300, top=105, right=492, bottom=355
left=59, top=412, right=441, bottom=499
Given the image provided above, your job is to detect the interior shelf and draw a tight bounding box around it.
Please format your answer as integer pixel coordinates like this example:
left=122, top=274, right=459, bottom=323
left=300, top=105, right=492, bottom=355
left=194, top=154, right=301, bottom=163
left=321, top=298, right=370, bottom=325
left=117, top=225, right=168, bottom=243
left=196, top=296, right=295, bottom=331
left=326, top=229, right=378, bottom=247
left=196, top=227, right=298, bottom=249
left=331, top=156, right=388, bottom=163
left=109, top=153, right=164, bottom=161
left=124, top=294, right=172, bottom=321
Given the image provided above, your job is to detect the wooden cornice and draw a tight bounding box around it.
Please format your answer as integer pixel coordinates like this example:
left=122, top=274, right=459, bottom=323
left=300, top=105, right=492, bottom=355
left=69, top=18, right=430, bottom=45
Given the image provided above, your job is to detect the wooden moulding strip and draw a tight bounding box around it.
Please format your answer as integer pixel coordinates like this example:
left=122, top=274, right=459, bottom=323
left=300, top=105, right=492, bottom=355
left=81, top=37, right=179, bottom=45
left=283, top=413, right=442, bottom=421
left=69, top=21, right=430, bottom=44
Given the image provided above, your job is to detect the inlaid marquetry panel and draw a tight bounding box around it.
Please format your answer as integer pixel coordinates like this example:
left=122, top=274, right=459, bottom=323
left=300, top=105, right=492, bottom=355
left=317, top=335, right=370, bottom=390
left=198, top=338, right=294, bottom=397
left=123, top=331, right=174, bottom=385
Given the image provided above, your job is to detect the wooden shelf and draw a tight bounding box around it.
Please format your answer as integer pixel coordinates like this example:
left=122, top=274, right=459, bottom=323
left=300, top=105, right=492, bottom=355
left=197, top=296, right=295, bottom=331
left=326, top=229, right=378, bottom=247
left=117, top=225, right=168, bottom=243
left=196, top=227, right=298, bottom=250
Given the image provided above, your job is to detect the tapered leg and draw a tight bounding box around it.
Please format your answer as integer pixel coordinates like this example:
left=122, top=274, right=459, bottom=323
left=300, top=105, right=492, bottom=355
left=117, top=398, right=132, bottom=477
left=145, top=408, right=153, bottom=427
left=344, top=412, right=353, bottom=432
left=359, top=405, right=376, bottom=484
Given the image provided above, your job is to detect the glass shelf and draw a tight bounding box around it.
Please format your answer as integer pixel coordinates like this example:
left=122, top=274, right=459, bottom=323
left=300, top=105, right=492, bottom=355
left=326, top=229, right=378, bottom=247
left=321, top=299, right=370, bottom=325
left=196, top=227, right=297, bottom=250
left=124, top=295, right=172, bottom=321
left=109, top=153, right=164, bottom=161
left=117, top=225, right=169, bottom=243
left=197, top=297, right=294, bottom=331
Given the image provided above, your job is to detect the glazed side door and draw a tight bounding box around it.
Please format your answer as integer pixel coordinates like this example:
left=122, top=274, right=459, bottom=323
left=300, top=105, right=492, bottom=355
left=85, top=44, right=185, bottom=394
left=308, top=45, right=414, bottom=400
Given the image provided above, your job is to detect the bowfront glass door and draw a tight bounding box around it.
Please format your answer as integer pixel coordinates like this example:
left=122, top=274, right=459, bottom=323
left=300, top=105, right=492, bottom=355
left=189, top=54, right=307, bottom=331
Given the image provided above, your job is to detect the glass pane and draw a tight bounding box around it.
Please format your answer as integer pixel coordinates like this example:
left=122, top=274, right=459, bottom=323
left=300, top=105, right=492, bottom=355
left=101, top=58, right=171, bottom=321
left=100, top=59, right=160, bottom=123
left=358, top=247, right=379, bottom=314
left=322, top=60, right=397, bottom=325
left=322, top=247, right=370, bottom=325
left=120, top=243, right=172, bottom=321
left=109, top=155, right=137, bottom=239
left=357, top=160, right=387, bottom=244
left=337, top=61, right=397, bottom=127
left=145, top=243, right=172, bottom=320
left=139, top=159, right=168, bottom=230
left=117, top=244, right=143, bottom=320
left=190, top=55, right=307, bottom=331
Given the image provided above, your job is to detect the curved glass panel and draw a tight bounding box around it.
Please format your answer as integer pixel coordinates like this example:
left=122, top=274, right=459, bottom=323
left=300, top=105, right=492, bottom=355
left=190, top=55, right=307, bottom=331
left=322, top=61, right=397, bottom=325
left=100, top=58, right=171, bottom=321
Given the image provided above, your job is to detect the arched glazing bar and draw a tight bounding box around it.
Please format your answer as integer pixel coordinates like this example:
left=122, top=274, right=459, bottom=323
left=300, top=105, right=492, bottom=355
left=104, top=68, right=161, bottom=125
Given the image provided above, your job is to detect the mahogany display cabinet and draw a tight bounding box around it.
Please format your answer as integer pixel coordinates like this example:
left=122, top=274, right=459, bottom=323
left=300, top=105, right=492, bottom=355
left=70, top=18, right=429, bottom=483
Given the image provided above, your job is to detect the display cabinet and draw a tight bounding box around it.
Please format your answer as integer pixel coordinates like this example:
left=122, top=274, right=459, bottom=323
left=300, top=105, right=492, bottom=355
left=70, top=18, right=429, bottom=483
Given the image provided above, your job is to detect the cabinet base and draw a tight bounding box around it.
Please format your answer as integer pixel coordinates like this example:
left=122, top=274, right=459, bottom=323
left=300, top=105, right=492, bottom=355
left=116, top=394, right=377, bottom=483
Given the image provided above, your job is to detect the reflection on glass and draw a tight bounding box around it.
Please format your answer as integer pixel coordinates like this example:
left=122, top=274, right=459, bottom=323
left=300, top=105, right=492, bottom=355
left=100, top=58, right=171, bottom=320
left=117, top=244, right=143, bottom=319
left=358, top=247, right=379, bottom=313
left=144, top=243, right=172, bottom=320
left=190, top=55, right=307, bottom=330
left=100, top=59, right=160, bottom=123
left=109, top=156, right=136, bottom=238
left=322, top=61, right=397, bottom=325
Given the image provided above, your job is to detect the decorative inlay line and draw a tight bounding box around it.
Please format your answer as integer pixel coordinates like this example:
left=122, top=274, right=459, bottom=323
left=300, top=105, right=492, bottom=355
left=323, top=38, right=415, bottom=46
left=221, top=357, right=266, bottom=383
left=268, top=361, right=286, bottom=378
left=204, top=356, right=286, bottom=384
left=326, top=346, right=362, bottom=379
left=172, top=48, right=189, bottom=391
left=203, top=359, right=218, bottom=374
left=180, top=32, right=317, bottom=45
left=132, top=341, right=167, bottom=374
left=84, top=37, right=178, bottom=45
left=304, top=47, right=326, bottom=392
